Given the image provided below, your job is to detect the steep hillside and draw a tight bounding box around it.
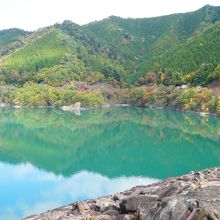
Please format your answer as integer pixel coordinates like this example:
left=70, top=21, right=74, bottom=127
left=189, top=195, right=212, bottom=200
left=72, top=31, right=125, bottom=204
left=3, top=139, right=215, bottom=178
left=86, top=5, right=220, bottom=81
left=150, top=22, right=220, bottom=73
left=4, top=29, right=67, bottom=72
left=0, top=5, right=220, bottom=86
left=0, top=28, right=28, bottom=46
left=0, top=28, right=29, bottom=57
left=1, top=24, right=128, bottom=85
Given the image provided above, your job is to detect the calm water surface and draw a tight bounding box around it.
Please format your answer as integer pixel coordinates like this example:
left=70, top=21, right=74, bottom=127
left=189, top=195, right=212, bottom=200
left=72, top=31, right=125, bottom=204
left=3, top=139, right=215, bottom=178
left=0, top=107, right=219, bottom=219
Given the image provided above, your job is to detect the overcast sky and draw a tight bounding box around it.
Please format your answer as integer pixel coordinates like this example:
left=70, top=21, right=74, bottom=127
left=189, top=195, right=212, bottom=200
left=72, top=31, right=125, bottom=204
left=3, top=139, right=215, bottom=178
left=0, top=0, right=220, bottom=31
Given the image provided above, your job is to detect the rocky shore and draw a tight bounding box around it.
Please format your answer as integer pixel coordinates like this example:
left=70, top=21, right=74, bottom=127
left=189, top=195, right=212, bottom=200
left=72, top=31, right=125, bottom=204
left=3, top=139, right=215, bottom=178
left=24, top=167, right=220, bottom=220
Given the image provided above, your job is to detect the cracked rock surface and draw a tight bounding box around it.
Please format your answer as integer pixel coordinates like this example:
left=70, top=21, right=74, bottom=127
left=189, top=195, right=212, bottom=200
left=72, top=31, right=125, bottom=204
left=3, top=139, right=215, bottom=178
left=24, top=167, right=220, bottom=220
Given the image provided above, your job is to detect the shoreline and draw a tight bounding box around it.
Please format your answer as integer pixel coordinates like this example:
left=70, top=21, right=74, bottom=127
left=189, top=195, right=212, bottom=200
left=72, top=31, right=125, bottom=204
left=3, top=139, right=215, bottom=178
left=23, top=167, right=220, bottom=220
left=0, top=102, right=219, bottom=118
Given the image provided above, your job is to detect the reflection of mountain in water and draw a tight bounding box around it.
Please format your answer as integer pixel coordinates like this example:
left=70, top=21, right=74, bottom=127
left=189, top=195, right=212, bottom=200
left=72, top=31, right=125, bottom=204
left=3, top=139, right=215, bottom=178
left=0, top=107, right=219, bottom=179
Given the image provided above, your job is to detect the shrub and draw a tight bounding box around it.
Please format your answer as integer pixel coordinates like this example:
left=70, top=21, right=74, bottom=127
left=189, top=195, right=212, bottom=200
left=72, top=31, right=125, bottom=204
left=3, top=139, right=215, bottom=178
left=72, top=90, right=104, bottom=107
left=12, top=82, right=104, bottom=107
left=217, top=97, right=220, bottom=115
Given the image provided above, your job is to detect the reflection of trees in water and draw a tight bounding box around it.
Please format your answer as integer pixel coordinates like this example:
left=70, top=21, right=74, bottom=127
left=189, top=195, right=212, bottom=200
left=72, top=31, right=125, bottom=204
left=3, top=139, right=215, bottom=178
left=0, top=107, right=219, bottom=179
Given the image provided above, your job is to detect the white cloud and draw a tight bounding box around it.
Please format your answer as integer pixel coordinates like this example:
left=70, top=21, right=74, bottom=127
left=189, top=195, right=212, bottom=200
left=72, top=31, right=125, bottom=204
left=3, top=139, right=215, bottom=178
left=0, top=163, right=159, bottom=219
left=0, top=0, right=219, bottom=30
left=45, top=170, right=159, bottom=200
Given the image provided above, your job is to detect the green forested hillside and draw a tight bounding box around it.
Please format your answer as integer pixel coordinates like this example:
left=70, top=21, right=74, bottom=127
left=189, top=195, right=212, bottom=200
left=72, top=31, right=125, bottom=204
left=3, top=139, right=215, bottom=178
left=0, top=5, right=220, bottom=86
left=0, top=5, right=220, bottom=112
left=0, top=28, right=28, bottom=46
left=0, top=24, right=128, bottom=85
left=86, top=5, right=220, bottom=80
left=5, top=30, right=67, bottom=72
left=162, top=22, right=220, bottom=70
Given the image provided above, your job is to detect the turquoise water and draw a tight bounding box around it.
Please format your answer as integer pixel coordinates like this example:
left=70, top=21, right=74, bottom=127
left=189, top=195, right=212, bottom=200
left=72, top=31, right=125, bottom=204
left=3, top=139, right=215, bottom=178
left=0, top=107, right=219, bottom=219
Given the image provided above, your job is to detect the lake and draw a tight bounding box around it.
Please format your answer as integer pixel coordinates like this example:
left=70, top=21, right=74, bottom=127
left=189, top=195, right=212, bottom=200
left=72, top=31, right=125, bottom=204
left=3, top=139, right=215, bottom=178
left=0, top=107, right=219, bottom=219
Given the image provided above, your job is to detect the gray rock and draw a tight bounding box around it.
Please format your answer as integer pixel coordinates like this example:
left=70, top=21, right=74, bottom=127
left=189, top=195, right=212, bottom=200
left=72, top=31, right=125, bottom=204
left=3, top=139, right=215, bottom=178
left=23, top=167, right=220, bottom=220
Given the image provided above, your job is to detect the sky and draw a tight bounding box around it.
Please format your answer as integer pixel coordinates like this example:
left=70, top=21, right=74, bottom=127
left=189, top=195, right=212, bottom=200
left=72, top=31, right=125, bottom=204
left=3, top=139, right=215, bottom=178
left=0, top=0, right=220, bottom=31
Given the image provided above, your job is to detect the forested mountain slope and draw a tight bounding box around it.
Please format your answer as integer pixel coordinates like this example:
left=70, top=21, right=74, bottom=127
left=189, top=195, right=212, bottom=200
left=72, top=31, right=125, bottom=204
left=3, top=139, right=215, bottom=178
left=86, top=5, right=220, bottom=81
left=0, top=5, right=220, bottom=86
left=0, top=28, right=28, bottom=46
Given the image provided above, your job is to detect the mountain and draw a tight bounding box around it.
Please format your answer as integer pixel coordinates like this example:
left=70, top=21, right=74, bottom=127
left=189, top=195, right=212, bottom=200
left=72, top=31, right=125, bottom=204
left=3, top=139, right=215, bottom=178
left=0, top=5, right=220, bottom=86
left=85, top=5, right=220, bottom=82
left=0, top=28, right=28, bottom=46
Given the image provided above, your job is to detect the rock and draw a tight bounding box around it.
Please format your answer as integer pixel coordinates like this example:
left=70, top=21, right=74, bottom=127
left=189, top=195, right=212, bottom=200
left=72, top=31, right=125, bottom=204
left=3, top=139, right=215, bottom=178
left=120, top=195, right=156, bottom=213
left=23, top=167, right=220, bottom=220
left=0, top=102, right=7, bottom=107
left=199, top=112, right=209, bottom=117
left=61, top=102, right=81, bottom=115
left=14, top=105, right=21, bottom=109
left=74, top=102, right=81, bottom=109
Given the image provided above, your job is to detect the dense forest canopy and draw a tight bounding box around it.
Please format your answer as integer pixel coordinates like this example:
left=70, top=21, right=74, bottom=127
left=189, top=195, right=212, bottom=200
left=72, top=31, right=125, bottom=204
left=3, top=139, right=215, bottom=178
left=0, top=28, right=28, bottom=46
left=0, top=5, right=220, bottom=114
left=0, top=5, right=219, bottom=86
